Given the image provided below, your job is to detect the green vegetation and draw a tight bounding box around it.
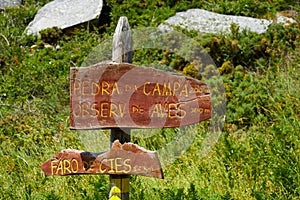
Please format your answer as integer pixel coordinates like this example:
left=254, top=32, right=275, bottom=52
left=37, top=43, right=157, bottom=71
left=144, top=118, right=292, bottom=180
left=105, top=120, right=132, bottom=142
left=0, top=0, right=299, bottom=199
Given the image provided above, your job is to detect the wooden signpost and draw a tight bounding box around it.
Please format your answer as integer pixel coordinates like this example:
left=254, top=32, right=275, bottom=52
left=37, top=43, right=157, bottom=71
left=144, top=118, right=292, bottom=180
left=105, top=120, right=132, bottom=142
left=41, top=16, right=212, bottom=200
left=41, top=140, right=163, bottom=178
left=109, top=16, right=132, bottom=200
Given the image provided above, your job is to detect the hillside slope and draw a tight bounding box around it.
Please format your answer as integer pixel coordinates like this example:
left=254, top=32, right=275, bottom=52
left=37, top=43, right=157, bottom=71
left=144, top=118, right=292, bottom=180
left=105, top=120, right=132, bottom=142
left=0, top=0, right=299, bottom=199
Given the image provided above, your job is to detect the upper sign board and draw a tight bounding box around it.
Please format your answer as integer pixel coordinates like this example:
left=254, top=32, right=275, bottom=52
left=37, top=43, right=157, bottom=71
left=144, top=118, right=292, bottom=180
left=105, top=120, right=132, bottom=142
left=70, top=62, right=211, bottom=129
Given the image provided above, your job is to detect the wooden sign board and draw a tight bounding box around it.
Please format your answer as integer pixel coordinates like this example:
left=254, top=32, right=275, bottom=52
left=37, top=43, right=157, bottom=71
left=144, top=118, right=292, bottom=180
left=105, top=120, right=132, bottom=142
left=41, top=140, right=163, bottom=179
left=70, top=62, right=211, bottom=130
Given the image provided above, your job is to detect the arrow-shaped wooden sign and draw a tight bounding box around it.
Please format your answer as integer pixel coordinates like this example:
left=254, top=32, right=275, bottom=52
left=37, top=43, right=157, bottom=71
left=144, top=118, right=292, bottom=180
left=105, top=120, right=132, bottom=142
left=41, top=140, right=163, bottom=179
left=70, top=62, right=212, bottom=130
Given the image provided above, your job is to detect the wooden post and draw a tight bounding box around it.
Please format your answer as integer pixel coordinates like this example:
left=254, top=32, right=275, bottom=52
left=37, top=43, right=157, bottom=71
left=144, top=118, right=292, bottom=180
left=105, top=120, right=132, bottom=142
left=110, top=16, right=132, bottom=200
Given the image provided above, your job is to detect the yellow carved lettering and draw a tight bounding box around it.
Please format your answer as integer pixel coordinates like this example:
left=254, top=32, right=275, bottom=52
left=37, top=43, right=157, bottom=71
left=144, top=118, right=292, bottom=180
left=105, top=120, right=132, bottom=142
left=180, top=84, right=188, bottom=97
left=205, top=109, right=211, bottom=113
left=168, top=103, right=177, bottom=118
left=132, top=105, right=143, bottom=114
left=82, top=80, right=90, bottom=95
left=173, top=82, right=180, bottom=96
left=102, top=81, right=110, bottom=95
left=90, top=103, right=99, bottom=117
left=115, top=158, right=122, bottom=173
left=119, top=104, right=125, bottom=117
left=123, top=159, right=131, bottom=173
left=125, top=84, right=131, bottom=92
left=89, top=161, right=94, bottom=171
left=56, top=160, right=63, bottom=175
left=73, top=103, right=81, bottom=118
left=99, top=159, right=107, bottom=173
left=132, top=105, right=139, bottom=113
left=50, top=160, right=59, bottom=175
left=100, top=102, right=109, bottom=117
left=109, top=103, right=119, bottom=117
left=177, top=104, right=186, bottom=118
left=73, top=80, right=81, bottom=95
left=108, top=159, right=115, bottom=173
left=143, top=82, right=151, bottom=96
left=81, top=102, right=90, bottom=118
left=160, top=104, right=166, bottom=117
left=92, top=82, right=100, bottom=95
left=151, top=104, right=161, bottom=118
left=111, top=81, right=120, bottom=95
left=83, top=160, right=88, bottom=171
left=152, top=83, right=161, bottom=96
left=71, top=159, right=78, bottom=173
left=162, top=82, right=173, bottom=96
left=192, top=108, right=203, bottom=113
left=63, top=160, right=72, bottom=174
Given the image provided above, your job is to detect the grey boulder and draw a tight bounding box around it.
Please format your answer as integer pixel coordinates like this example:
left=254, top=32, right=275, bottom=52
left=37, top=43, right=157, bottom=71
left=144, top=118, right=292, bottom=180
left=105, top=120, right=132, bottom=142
left=26, top=0, right=103, bottom=35
left=0, top=0, right=22, bottom=10
left=159, top=9, right=296, bottom=34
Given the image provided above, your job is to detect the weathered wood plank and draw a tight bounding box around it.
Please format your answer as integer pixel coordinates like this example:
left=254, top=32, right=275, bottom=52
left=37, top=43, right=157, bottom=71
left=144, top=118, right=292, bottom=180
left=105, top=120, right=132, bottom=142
left=70, top=62, right=212, bottom=130
left=112, top=16, right=132, bottom=63
left=40, top=140, right=163, bottom=179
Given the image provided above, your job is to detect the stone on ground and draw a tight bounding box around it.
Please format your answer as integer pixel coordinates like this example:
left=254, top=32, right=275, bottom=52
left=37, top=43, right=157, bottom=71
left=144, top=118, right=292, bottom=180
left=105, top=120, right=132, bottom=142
left=159, top=9, right=297, bottom=34
left=26, top=0, right=103, bottom=35
left=0, top=0, right=22, bottom=11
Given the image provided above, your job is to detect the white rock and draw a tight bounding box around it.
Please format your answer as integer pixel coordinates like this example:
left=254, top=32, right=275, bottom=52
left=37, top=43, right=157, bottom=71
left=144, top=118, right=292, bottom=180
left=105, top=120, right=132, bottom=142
left=275, top=13, right=297, bottom=25
left=159, top=9, right=296, bottom=34
left=26, top=0, right=103, bottom=35
left=0, top=0, right=22, bottom=10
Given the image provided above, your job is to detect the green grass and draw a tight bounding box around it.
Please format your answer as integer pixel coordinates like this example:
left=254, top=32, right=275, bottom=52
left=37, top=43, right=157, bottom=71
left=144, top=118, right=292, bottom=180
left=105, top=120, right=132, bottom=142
left=0, top=0, right=299, bottom=199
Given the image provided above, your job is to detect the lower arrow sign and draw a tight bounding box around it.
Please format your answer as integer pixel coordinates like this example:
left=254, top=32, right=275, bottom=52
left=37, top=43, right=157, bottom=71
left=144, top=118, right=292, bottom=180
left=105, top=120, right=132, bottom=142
left=41, top=140, right=163, bottom=179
